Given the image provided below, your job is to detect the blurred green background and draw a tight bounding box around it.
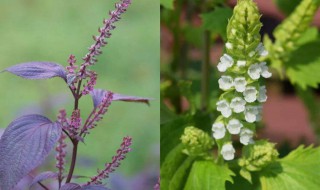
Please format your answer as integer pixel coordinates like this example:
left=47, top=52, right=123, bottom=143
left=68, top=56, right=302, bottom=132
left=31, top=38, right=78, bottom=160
left=0, top=0, right=159, bottom=183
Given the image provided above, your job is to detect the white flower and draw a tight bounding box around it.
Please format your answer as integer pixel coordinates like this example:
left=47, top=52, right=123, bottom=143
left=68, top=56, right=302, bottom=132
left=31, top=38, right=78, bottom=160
left=256, top=42, right=268, bottom=56
left=248, top=63, right=261, bottom=80
left=240, top=128, right=254, bottom=145
left=230, top=97, right=246, bottom=113
left=216, top=100, right=232, bottom=118
left=237, top=60, right=246, bottom=67
left=217, top=54, right=234, bottom=72
left=244, top=106, right=259, bottom=123
left=259, top=62, right=272, bottom=78
left=243, top=86, right=257, bottom=103
left=257, top=86, right=267, bottom=102
left=218, top=76, right=234, bottom=90
left=212, top=122, right=226, bottom=139
left=221, top=143, right=235, bottom=160
left=227, top=119, right=243, bottom=134
left=234, top=77, right=247, bottom=92
left=226, top=42, right=233, bottom=49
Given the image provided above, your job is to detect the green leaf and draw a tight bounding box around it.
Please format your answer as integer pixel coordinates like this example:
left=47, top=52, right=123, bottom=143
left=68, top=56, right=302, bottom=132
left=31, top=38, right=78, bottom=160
left=260, top=146, right=320, bottom=190
left=285, top=40, right=320, bottom=89
left=161, top=0, right=174, bottom=9
left=240, top=168, right=252, bottom=183
left=296, top=27, right=319, bottom=46
left=201, top=7, right=233, bottom=40
left=184, top=161, right=235, bottom=190
left=169, top=157, right=195, bottom=190
left=161, top=144, right=187, bottom=190
left=273, top=0, right=302, bottom=15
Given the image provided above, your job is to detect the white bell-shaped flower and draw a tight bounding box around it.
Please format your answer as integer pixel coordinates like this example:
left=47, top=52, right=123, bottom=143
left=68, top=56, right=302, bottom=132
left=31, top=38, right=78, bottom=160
left=259, top=62, right=272, bottom=78
left=256, top=42, right=268, bottom=57
left=237, top=60, right=246, bottom=67
left=243, top=86, right=258, bottom=103
left=240, top=128, right=254, bottom=145
left=230, top=97, right=246, bottom=113
left=217, top=54, right=234, bottom=72
left=221, top=143, right=235, bottom=160
left=257, top=85, right=267, bottom=102
left=248, top=63, right=261, bottom=80
left=234, top=77, right=247, bottom=92
left=227, top=119, right=243, bottom=134
left=226, top=42, right=233, bottom=49
left=218, top=76, right=234, bottom=90
left=244, top=106, right=259, bottom=123
left=212, top=122, right=226, bottom=139
left=216, top=100, right=232, bottom=118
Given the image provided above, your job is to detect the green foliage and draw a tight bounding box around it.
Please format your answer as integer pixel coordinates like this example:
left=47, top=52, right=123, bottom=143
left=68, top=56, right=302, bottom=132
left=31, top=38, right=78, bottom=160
left=201, top=7, right=233, bottom=40
left=161, top=0, right=174, bottom=9
left=259, top=146, right=320, bottom=190
left=169, top=157, right=195, bottom=190
left=160, top=112, right=212, bottom=164
left=264, top=0, right=320, bottom=75
left=285, top=40, right=320, bottom=89
left=273, top=0, right=302, bottom=15
left=184, top=161, right=235, bottom=190
left=161, top=144, right=188, bottom=189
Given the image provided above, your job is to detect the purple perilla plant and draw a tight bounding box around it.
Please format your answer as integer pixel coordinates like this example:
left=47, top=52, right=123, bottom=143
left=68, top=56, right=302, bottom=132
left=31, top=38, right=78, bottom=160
left=0, top=0, right=151, bottom=189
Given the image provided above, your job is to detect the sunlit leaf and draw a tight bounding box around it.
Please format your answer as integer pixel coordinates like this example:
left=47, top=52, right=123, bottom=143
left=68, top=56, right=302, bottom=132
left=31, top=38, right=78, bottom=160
left=30, top=171, right=58, bottom=187
left=184, top=161, right=235, bottom=190
left=260, top=146, right=320, bottom=190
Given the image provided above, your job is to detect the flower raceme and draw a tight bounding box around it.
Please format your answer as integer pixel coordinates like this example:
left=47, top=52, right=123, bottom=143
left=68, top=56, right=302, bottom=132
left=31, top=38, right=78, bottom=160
left=212, top=0, right=272, bottom=161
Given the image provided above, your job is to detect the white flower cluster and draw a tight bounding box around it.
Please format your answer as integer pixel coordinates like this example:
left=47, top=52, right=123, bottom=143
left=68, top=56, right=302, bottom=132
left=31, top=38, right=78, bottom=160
left=213, top=42, right=271, bottom=161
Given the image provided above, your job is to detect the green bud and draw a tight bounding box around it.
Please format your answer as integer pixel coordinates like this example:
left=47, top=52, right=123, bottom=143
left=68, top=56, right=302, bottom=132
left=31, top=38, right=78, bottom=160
left=239, top=140, right=279, bottom=171
left=180, top=126, right=214, bottom=158
left=226, top=0, right=262, bottom=59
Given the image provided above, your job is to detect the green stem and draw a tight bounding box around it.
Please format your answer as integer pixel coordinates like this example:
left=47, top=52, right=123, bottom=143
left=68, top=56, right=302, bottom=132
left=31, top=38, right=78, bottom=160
left=201, top=30, right=211, bottom=111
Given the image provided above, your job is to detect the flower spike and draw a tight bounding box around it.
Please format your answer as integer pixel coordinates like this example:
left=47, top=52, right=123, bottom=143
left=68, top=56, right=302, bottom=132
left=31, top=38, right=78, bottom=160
left=213, top=0, right=271, bottom=160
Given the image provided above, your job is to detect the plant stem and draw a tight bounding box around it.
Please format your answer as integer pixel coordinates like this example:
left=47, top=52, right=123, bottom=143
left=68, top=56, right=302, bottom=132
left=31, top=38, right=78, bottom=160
left=65, top=140, right=79, bottom=183
left=201, top=30, right=211, bottom=111
left=38, top=182, right=49, bottom=190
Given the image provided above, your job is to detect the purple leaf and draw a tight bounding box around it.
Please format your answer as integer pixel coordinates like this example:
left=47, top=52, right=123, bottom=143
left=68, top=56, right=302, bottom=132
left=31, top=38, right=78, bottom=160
left=60, top=183, right=81, bottom=190
left=30, top=171, right=58, bottom=187
left=90, top=89, right=151, bottom=108
left=2, top=62, right=67, bottom=81
left=0, top=114, right=62, bottom=190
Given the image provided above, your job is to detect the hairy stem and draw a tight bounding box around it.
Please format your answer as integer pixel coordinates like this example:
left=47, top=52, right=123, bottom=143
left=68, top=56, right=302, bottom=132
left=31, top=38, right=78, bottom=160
left=65, top=140, right=79, bottom=183
left=201, top=30, right=211, bottom=111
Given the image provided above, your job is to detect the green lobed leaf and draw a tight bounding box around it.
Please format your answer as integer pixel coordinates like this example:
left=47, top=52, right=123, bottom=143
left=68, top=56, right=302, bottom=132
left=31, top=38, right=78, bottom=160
left=259, top=145, right=320, bottom=190
left=184, top=161, right=235, bottom=190
left=161, top=0, right=174, bottom=10
left=285, top=40, right=320, bottom=89
left=160, top=144, right=188, bottom=190
left=201, top=7, right=233, bottom=40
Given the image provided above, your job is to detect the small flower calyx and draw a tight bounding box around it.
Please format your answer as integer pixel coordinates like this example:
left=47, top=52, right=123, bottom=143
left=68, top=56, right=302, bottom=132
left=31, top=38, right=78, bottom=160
left=180, top=126, right=214, bottom=158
